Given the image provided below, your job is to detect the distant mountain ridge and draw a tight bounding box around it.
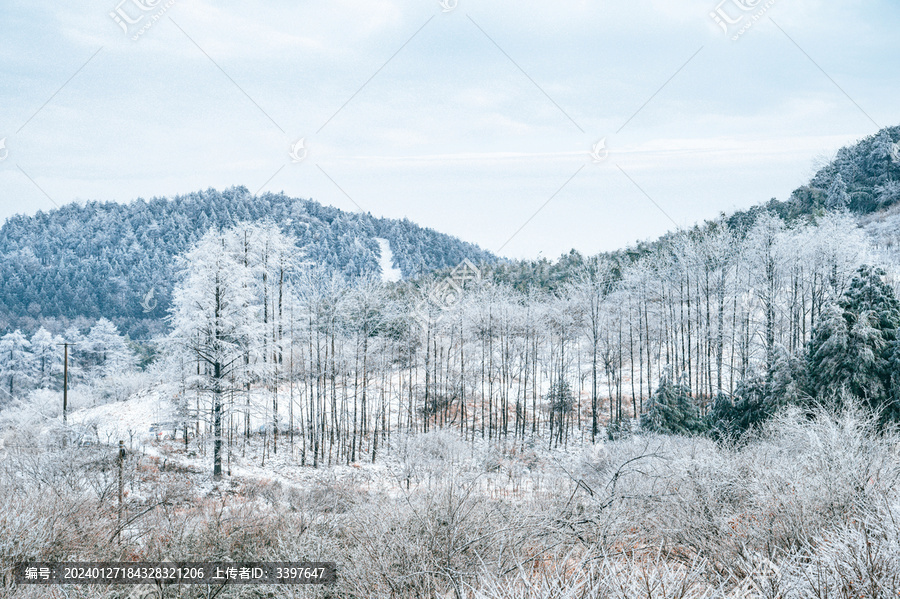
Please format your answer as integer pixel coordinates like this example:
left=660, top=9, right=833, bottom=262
left=487, top=125, right=900, bottom=291
left=3, top=126, right=898, bottom=338
left=671, top=126, right=900, bottom=237
left=0, top=186, right=496, bottom=337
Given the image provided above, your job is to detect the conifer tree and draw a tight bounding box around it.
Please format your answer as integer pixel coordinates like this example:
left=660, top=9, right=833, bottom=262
left=642, top=369, right=704, bottom=435
left=806, top=265, right=900, bottom=423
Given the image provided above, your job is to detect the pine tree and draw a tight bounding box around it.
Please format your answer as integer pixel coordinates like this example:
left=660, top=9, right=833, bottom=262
left=707, top=377, right=769, bottom=441
left=825, top=174, right=851, bottom=210
left=806, top=265, right=900, bottom=423
left=706, top=348, right=804, bottom=441
left=867, top=130, right=895, bottom=171
left=642, top=369, right=704, bottom=435
left=546, top=378, right=574, bottom=448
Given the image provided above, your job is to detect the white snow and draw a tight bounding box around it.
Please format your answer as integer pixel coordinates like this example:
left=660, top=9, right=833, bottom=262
left=67, top=389, right=175, bottom=447
left=375, top=238, right=402, bottom=282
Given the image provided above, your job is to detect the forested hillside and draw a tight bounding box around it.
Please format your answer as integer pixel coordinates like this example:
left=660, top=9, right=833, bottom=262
left=0, top=187, right=495, bottom=337
left=793, top=126, right=900, bottom=215
left=1, top=127, right=897, bottom=340
left=2, top=124, right=900, bottom=599
left=488, top=126, right=900, bottom=291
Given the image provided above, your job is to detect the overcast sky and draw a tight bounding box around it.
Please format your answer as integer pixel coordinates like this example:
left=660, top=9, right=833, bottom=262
left=1, top=0, right=898, bottom=259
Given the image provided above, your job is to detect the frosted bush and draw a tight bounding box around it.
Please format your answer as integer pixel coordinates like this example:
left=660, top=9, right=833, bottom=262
left=783, top=504, right=900, bottom=598
left=474, top=549, right=714, bottom=599
left=0, top=387, right=94, bottom=429
left=394, top=428, right=477, bottom=486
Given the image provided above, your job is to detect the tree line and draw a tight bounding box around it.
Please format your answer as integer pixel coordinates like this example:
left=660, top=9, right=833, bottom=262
left=0, top=186, right=495, bottom=338
left=160, top=210, right=896, bottom=476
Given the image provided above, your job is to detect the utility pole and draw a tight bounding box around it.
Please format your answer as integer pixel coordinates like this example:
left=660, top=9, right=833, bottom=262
left=117, top=440, right=125, bottom=545
left=62, top=343, right=69, bottom=425
left=56, top=342, right=75, bottom=425
left=56, top=342, right=75, bottom=443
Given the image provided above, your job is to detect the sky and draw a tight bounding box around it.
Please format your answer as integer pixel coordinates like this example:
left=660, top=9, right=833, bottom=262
left=1, top=0, right=898, bottom=260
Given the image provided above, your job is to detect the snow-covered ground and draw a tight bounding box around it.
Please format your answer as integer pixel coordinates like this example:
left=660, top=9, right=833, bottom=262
left=9, top=376, right=600, bottom=503
left=66, top=388, right=176, bottom=447
left=7, top=360, right=637, bottom=460
left=375, top=237, right=402, bottom=282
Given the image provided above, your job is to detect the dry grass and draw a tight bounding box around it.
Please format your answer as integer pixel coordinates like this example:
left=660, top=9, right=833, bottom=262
left=1, top=402, right=899, bottom=598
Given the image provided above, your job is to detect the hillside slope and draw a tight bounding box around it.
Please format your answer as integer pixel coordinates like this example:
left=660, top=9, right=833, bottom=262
left=489, top=125, right=900, bottom=291
left=0, top=186, right=496, bottom=336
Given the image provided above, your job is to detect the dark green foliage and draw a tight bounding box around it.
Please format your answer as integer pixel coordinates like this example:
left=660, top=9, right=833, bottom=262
left=707, top=380, right=773, bottom=441
left=725, top=127, right=900, bottom=227
left=801, top=128, right=900, bottom=214
left=825, top=174, right=850, bottom=209
left=769, top=345, right=808, bottom=404
left=890, top=342, right=900, bottom=422
left=605, top=418, right=631, bottom=441
left=840, top=265, right=900, bottom=331
left=642, top=371, right=705, bottom=435
left=713, top=265, right=900, bottom=436
left=806, top=265, right=900, bottom=425
left=547, top=378, right=575, bottom=416
left=546, top=378, right=575, bottom=447
left=707, top=346, right=806, bottom=440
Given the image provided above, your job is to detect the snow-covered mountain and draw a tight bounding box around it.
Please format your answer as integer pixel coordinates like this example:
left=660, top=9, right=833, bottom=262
left=0, top=186, right=496, bottom=337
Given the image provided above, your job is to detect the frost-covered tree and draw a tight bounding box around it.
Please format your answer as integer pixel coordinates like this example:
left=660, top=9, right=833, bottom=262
left=30, top=327, right=62, bottom=389
left=745, top=213, right=788, bottom=375
left=807, top=265, right=900, bottom=423
left=768, top=344, right=806, bottom=405
left=707, top=376, right=770, bottom=440
left=169, top=228, right=261, bottom=478
left=0, top=330, right=34, bottom=401
left=874, top=180, right=900, bottom=209
left=707, top=344, right=805, bottom=440
left=0, top=187, right=495, bottom=333
left=236, top=220, right=301, bottom=454
left=568, top=258, right=613, bottom=441
left=825, top=174, right=850, bottom=210
left=867, top=129, right=896, bottom=171
left=86, top=318, right=135, bottom=380
left=346, top=276, right=387, bottom=461
left=546, top=378, right=574, bottom=448
left=642, top=369, right=704, bottom=435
